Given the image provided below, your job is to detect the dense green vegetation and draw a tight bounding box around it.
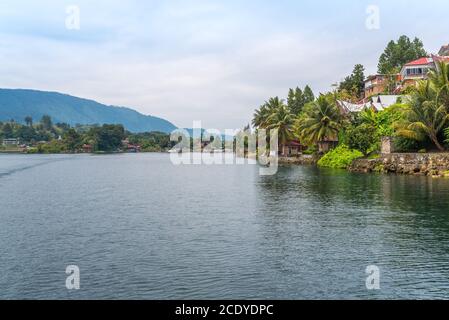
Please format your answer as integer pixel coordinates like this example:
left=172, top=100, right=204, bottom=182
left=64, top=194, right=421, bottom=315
left=338, top=64, right=366, bottom=100
left=0, top=115, right=174, bottom=153
left=317, top=145, right=363, bottom=169
left=251, top=36, right=449, bottom=169
left=377, top=36, right=427, bottom=74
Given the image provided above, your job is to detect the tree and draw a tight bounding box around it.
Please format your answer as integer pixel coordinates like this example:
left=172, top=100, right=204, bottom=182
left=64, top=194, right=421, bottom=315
left=2, top=123, right=13, bottom=138
left=40, top=115, right=53, bottom=131
left=63, top=129, right=82, bottom=152
left=346, top=124, right=377, bottom=156
left=287, top=87, right=304, bottom=115
left=287, top=86, right=314, bottom=115
left=252, top=105, right=270, bottom=129
left=395, top=81, right=449, bottom=151
left=295, top=95, right=343, bottom=145
left=88, top=124, right=125, bottom=152
left=378, top=36, right=427, bottom=74
left=25, top=116, right=33, bottom=127
left=303, top=85, right=315, bottom=104
left=252, top=97, right=282, bottom=129
left=17, top=126, right=36, bottom=142
left=338, top=64, right=365, bottom=100
left=265, top=103, right=295, bottom=149
left=428, top=61, right=449, bottom=109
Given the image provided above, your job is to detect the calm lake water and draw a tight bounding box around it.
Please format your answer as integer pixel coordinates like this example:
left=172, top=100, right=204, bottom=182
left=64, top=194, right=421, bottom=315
left=1, top=153, right=449, bottom=299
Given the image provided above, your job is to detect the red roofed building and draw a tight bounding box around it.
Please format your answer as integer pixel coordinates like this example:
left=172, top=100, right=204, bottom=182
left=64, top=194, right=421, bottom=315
left=280, top=140, right=307, bottom=157
left=400, top=57, right=434, bottom=87
left=399, top=55, right=449, bottom=89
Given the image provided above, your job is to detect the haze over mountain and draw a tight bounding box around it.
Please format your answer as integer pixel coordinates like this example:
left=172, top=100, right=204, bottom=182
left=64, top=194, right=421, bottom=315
left=0, top=89, right=177, bottom=133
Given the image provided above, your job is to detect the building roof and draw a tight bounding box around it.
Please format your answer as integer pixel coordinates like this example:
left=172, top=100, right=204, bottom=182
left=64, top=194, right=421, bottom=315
left=433, top=55, right=449, bottom=63
left=404, top=57, right=433, bottom=67
left=338, top=95, right=402, bottom=113
left=285, top=140, right=302, bottom=147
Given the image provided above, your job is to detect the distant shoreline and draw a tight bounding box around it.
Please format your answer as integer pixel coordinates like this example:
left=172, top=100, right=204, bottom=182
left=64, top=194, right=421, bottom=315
left=0, top=150, right=171, bottom=155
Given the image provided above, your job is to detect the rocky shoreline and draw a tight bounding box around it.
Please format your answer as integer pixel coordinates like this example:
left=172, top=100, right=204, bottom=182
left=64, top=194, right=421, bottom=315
left=349, top=153, right=449, bottom=178
left=278, top=155, right=318, bottom=165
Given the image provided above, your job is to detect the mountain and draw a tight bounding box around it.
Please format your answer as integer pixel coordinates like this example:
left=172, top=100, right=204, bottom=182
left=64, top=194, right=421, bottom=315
left=0, top=89, right=177, bottom=133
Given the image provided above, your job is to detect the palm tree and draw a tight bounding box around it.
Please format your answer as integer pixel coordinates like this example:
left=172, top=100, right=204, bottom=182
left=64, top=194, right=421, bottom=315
left=295, top=95, right=342, bottom=145
left=265, top=104, right=295, bottom=150
left=395, top=81, right=449, bottom=151
left=24, top=116, right=33, bottom=127
left=252, top=97, right=286, bottom=129
left=252, top=97, right=296, bottom=155
left=252, top=104, right=270, bottom=128
left=428, top=61, right=449, bottom=108
left=359, top=108, right=378, bottom=127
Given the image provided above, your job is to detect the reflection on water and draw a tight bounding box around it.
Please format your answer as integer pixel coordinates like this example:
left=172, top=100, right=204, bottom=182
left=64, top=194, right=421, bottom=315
left=1, top=154, right=449, bottom=299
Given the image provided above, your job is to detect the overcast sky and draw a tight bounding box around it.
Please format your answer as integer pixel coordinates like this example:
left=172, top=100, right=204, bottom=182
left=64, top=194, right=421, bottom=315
left=0, top=0, right=448, bottom=129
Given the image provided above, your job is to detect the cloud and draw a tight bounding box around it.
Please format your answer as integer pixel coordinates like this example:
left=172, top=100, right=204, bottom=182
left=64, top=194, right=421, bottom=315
left=1, top=0, right=449, bottom=129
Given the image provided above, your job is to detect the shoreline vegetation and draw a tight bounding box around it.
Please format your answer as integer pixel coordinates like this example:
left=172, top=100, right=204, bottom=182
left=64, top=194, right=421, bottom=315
left=0, top=120, right=175, bottom=154
left=250, top=35, right=449, bottom=177
left=2, top=35, right=449, bottom=178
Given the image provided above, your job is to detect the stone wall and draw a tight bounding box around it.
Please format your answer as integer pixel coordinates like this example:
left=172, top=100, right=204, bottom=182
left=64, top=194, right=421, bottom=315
left=349, top=153, right=449, bottom=177
left=279, top=155, right=318, bottom=165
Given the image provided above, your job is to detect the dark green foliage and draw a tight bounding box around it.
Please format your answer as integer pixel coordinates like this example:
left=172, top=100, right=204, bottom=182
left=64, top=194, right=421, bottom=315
left=346, top=124, right=378, bottom=156
left=287, top=86, right=315, bottom=115
left=378, top=36, right=427, bottom=74
left=338, top=64, right=365, bottom=99
left=40, top=115, right=53, bottom=131
left=0, top=115, right=172, bottom=153
left=2, top=123, right=13, bottom=138
left=128, top=131, right=174, bottom=152
left=393, top=136, right=421, bottom=153
left=63, top=129, right=82, bottom=152
left=87, top=124, right=125, bottom=152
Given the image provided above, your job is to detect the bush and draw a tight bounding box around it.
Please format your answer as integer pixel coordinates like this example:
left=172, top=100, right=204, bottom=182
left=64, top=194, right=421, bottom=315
left=37, top=141, right=65, bottom=154
left=393, top=136, right=420, bottom=152
left=302, top=145, right=317, bottom=155
left=346, top=124, right=378, bottom=156
left=318, top=145, right=363, bottom=169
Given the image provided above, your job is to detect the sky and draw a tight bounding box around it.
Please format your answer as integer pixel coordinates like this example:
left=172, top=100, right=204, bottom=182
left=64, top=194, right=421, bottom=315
left=1, top=0, right=449, bottom=130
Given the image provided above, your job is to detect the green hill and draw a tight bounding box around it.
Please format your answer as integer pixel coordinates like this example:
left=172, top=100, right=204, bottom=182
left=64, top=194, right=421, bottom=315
left=0, top=89, right=177, bottom=133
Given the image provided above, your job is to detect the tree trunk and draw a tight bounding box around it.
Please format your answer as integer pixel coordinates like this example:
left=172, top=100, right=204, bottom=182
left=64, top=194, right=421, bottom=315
left=430, top=134, right=445, bottom=152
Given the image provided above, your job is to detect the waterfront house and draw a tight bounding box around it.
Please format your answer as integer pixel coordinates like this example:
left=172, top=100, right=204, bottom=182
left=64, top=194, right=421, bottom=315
left=399, top=55, right=449, bottom=89
left=82, top=144, right=93, bottom=153
left=280, top=140, right=306, bottom=157
left=364, top=74, right=401, bottom=98
left=122, top=139, right=141, bottom=153
left=400, top=57, right=434, bottom=87
left=2, top=138, right=20, bottom=146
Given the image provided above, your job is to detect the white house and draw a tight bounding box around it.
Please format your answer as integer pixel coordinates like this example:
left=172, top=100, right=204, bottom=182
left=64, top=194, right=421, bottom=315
left=2, top=138, right=20, bottom=146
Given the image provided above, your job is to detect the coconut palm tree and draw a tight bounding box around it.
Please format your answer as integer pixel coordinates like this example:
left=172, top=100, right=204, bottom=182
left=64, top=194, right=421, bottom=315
left=24, top=116, right=33, bottom=127
left=295, top=95, right=343, bottom=145
left=428, top=61, right=449, bottom=108
left=265, top=103, right=295, bottom=149
left=252, top=104, right=270, bottom=128
left=252, top=97, right=286, bottom=129
left=395, top=81, right=449, bottom=151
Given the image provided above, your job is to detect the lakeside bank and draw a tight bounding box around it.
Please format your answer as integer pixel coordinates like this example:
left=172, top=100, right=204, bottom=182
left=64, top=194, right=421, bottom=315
left=278, top=150, right=449, bottom=178
left=350, top=153, right=449, bottom=178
